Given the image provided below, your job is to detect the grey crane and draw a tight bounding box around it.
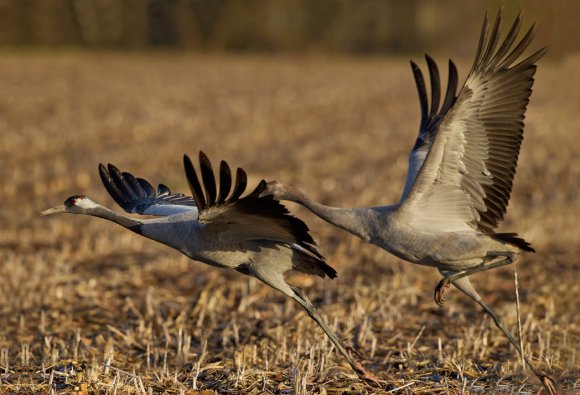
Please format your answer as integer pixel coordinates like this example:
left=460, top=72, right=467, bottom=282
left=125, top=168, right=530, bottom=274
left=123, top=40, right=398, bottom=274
left=40, top=151, right=376, bottom=381
left=265, top=10, right=555, bottom=394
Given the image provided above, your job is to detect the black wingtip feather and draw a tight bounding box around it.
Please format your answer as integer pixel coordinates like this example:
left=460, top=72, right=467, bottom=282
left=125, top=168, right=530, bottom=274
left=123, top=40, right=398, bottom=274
left=99, top=162, right=198, bottom=215
left=425, top=54, right=441, bottom=117
left=157, top=184, right=171, bottom=195
left=217, top=160, right=232, bottom=204
left=441, top=60, right=458, bottom=112
left=183, top=154, right=206, bottom=209
left=410, top=55, right=458, bottom=144
left=107, top=163, right=138, bottom=201
left=247, top=179, right=267, bottom=199
left=137, top=178, right=156, bottom=197
left=230, top=168, right=248, bottom=202
left=410, top=60, right=428, bottom=129
left=122, top=171, right=146, bottom=199
left=99, top=163, right=131, bottom=210
left=199, top=151, right=217, bottom=206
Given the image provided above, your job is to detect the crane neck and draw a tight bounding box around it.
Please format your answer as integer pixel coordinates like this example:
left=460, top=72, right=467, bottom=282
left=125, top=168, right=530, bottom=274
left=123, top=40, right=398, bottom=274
left=83, top=205, right=143, bottom=232
left=281, top=186, right=373, bottom=242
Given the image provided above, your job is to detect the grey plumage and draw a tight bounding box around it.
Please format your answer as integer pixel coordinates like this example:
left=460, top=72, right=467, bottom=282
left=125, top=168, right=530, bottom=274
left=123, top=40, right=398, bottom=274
left=41, top=151, right=378, bottom=381
left=266, top=9, right=554, bottom=394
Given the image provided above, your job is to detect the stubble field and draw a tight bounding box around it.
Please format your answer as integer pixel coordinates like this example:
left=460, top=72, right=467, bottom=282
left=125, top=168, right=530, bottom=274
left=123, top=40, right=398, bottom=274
left=0, top=51, right=578, bottom=394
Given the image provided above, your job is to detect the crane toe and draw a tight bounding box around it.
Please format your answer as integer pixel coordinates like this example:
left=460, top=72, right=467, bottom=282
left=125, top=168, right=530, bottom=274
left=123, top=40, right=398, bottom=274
left=342, top=342, right=387, bottom=386
left=541, top=375, right=556, bottom=395
left=434, top=278, right=451, bottom=306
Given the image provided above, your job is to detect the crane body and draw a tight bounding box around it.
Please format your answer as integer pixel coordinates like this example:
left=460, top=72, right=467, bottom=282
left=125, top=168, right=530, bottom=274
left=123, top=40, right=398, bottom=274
left=41, top=152, right=377, bottom=382
left=265, top=9, right=555, bottom=394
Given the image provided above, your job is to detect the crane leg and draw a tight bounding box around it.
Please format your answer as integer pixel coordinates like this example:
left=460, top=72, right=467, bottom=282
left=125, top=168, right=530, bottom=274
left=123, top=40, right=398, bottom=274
left=435, top=253, right=515, bottom=306
left=289, top=285, right=386, bottom=386
left=451, top=277, right=556, bottom=395
left=249, top=261, right=384, bottom=385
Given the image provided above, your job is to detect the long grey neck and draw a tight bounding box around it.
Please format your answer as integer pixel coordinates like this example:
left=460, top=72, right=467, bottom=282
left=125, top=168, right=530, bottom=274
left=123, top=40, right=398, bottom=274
left=85, top=205, right=143, bottom=232
left=283, top=187, right=373, bottom=242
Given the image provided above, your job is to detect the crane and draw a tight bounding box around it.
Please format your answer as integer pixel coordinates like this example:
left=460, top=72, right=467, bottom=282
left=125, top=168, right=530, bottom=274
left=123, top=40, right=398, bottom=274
left=40, top=151, right=378, bottom=382
left=264, top=10, right=555, bottom=394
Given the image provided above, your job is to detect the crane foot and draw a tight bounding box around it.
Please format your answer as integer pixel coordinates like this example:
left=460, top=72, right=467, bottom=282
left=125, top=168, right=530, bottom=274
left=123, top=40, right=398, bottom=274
left=540, top=374, right=556, bottom=395
left=434, top=279, right=451, bottom=306
left=343, top=342, right=363, bottom=359
left=344, top=343, right=386, bottom=386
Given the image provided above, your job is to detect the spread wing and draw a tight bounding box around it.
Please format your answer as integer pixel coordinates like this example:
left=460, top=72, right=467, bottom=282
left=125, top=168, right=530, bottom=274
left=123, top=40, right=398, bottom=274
left=400, top=10, right=545, bottom=233
left=99, top=164, right=198, bottom=217
left=400, top=56, right=458, bottom=200
left=183, top=152, right=324, bottom=261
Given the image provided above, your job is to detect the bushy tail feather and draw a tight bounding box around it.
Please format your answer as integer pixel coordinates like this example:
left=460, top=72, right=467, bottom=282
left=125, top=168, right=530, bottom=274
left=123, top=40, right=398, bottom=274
left=320, top=261, right=337, bottom=279
left=292, top=243, right=336, bottom=279
left=493, top=232, right=535, bottom=252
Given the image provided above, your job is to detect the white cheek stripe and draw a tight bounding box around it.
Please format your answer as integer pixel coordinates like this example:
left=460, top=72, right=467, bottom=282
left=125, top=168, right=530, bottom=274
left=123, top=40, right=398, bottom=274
left=76, top=198, right=99, bottom=209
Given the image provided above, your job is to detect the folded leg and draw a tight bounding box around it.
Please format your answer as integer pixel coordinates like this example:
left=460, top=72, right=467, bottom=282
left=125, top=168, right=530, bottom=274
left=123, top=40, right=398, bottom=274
left=435, top=252, right=515, bottom=306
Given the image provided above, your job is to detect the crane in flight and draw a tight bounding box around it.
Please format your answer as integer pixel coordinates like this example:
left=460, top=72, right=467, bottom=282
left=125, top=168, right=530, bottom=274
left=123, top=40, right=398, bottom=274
left=265, top=10, right=554, bottom=393
left=40, top=151, right=378, bottom=382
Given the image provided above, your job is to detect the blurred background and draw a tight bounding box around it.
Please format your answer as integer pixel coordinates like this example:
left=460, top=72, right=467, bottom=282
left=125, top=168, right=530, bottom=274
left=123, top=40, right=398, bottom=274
left=0, top=0, right=577, bottom=57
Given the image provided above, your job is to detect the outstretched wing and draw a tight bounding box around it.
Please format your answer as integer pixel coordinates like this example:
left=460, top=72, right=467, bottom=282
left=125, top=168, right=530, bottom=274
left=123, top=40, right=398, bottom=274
left=183, top=152, right=327, bottom=264
left=401, top=10, right=545, bottom=233
left=99, top=164, right=198, bottom=217
left=400, top=55, right=458, bottom=200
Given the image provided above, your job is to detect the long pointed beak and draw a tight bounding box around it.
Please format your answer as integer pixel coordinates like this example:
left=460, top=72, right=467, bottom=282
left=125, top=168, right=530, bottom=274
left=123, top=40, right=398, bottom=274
left=39, top=204, right=66, bottom=216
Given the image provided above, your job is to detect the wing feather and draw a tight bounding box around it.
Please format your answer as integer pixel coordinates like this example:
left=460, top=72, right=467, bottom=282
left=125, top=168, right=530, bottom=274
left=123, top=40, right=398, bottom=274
left=401, top=10, right=544, bottom=233
left=410, top=61, right=428, bottom=131
left=199, top=152, right=217, bottom=206
left=229, top=168, right=247, bottom=201
left=183, top=152, right=324, bottom=260
left=99, top=164, right=197, bottom=217
left=183, top=154, right=207, bottom=210
left=401, top=56, right=459, bottom=200
left=217, top=161, right=232, bottom=203
left=426, top=55, right=441, bottom=117
left=442, top=60, right=459, bottom=112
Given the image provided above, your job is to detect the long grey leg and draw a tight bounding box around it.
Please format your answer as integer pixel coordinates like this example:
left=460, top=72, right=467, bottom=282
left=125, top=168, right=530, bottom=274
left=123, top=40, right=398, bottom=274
left=248, top=262, right=383, bottom=385
left=435, top=254, right=515, bottom=306
left=289, top=285, right=385, bottom=385
left=451, top=277, right=556, bottom=395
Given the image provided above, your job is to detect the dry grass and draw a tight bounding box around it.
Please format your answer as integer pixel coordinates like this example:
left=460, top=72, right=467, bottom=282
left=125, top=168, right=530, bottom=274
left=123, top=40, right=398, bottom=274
left=0, top=51, right=578, bottom=394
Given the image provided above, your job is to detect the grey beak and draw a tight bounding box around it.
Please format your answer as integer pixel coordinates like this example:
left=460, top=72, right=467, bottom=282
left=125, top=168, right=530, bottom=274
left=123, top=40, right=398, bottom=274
left=39, top=204, right=66, bottom=216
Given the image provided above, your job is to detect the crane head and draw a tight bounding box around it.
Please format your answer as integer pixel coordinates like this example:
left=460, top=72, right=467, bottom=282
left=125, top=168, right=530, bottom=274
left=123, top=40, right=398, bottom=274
left=40, top=195, right=97, bottom=216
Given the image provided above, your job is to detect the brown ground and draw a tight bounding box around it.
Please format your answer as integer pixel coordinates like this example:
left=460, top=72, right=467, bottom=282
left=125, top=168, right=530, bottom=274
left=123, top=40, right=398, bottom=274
left=0, top=51, right=578, bottom=394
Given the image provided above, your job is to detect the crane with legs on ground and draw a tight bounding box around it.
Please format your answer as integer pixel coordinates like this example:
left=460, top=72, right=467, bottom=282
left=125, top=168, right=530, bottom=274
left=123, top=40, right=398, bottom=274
left=265, top=10, right=554, bottom=394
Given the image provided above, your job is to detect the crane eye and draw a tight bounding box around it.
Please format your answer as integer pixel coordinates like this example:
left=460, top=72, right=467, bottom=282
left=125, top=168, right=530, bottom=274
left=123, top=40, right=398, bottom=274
left=64, top=195, right=82, bottom=207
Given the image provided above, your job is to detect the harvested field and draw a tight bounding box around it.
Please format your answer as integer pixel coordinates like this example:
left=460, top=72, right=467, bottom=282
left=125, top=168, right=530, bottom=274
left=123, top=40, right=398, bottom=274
left=0, top=51, right=578, bottom=394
